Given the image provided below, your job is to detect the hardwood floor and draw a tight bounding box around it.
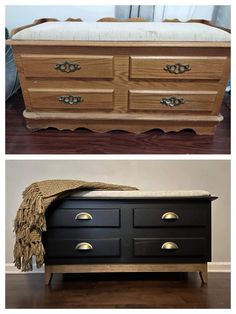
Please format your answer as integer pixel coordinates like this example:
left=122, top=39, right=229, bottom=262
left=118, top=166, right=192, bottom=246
left=5, top=272, right=230, bottom=308
left=6, top=90, right=230, bottom=154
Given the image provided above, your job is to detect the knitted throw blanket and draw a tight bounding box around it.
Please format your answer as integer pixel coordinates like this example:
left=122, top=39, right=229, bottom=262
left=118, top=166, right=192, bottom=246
left=14, top=179, right=138, bottom=271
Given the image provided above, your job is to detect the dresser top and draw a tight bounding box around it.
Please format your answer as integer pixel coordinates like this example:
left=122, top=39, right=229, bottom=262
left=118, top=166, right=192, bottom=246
left=69, top=190, right=215, bottom=199
left=12, top=22, right=230, bottom=42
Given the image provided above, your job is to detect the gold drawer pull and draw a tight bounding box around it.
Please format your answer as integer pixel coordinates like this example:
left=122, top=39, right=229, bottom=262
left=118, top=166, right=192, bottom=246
left=161, top=212, right=179, bottom=220
left=58, top=95, right=84, bottom=105
left=160, top=96, right=185, bottom=107
left=55, top=61, right=81, bottom=73
left=164, top=63, right=191, bottom=74
left=161, top=241, right=179, bottom=250
left=75, top=242, right=93, bottom=251
left=75, top=212, right=93, bottom=220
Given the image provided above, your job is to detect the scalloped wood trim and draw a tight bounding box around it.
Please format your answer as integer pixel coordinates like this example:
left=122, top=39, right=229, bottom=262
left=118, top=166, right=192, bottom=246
left=23, top=111, right=222, bottom=135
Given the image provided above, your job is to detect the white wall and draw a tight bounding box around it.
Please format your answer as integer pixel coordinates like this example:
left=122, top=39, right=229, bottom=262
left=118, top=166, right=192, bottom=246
left=5, top=5, right=115, bottom=32
left=6, top=160, right=230, bottom=266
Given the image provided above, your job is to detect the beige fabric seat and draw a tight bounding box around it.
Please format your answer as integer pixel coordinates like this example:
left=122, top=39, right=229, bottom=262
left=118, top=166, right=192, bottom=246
left=70, top=190, right=211, bottom=198
left=12, top=22, right=231, bottom=42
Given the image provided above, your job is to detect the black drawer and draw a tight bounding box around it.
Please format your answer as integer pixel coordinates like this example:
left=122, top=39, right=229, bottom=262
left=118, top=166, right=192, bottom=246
left=133, top=208, right=207, bottom=227
left=46, top=208, right=120, bottom=228
left=133, top=238, right=206, bottom=257
left=45, top=238, right=121, bottom=257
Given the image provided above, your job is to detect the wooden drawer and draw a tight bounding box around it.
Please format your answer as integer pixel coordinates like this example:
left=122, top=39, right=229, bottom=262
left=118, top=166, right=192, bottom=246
left=133, top=238, right=206, bottom=257
left=46, top=208, right=120, bottom=228
left=129, top=56, right=227, bottom=80
left=133, top=208, right=207, bottom=227
left=21, top=54, right=114, bottom=78
left=45, top=238, right=121, bottom=257
left=129, top=90, right=217, bottom=113
left=28, top=88, right=114, bottom=111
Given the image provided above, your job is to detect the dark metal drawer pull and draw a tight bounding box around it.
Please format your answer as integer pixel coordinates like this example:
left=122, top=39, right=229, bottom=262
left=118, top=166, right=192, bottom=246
left=161, top=212, right=179, bottom=220
left=164, top=63, right=191, bottom=74
left=161, top=242, right=179, bottom=250
left=75, top=242, right=93, bottom=251
left=55, top=61, right=81, bottom=73
left=75, top=212, right=93, bottom=220
left=160, top=96, right=185, bottom=107
left=58, top=95, right=84, bottom=105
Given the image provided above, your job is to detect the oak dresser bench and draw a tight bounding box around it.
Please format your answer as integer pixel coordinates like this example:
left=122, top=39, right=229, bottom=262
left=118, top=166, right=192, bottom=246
left=43, top=190, right=216, bottom=285
left=8, top=20, right=230, bottom=134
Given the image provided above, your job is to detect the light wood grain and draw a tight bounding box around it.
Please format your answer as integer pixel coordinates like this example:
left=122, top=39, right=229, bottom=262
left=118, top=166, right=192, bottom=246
left=23, top=110, right=222, bottom=134
left=45, top=263, right=208, bottom=285
left=129, top=90, right=217, bottom=113
left=27, top=88, right=114, bottom=111
left=9, top=35, right=230, bottom=134
left=7, top=40, right=231, bottom=48
left=130, top=56, right=227, bottom=80
left=21, top=54, right=114, bottom=78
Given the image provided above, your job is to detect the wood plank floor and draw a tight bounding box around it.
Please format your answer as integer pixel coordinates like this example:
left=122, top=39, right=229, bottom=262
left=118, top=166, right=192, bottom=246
left=6, top=90, right=230, bottom=154
left=5, top=272, right=230, bottom=308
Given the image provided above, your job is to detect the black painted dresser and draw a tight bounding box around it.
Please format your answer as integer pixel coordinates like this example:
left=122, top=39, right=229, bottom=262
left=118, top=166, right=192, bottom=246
left=43, top=191, right=216, bottom=284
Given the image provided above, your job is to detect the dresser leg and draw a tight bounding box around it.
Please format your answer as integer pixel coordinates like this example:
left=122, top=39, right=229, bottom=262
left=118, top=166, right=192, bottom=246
left=199, top=264, right=208, bottom=284
left=45, top=267, right=53, bottom=285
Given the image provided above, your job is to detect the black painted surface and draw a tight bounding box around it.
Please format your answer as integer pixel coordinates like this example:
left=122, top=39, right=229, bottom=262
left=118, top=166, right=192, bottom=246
left=43, top=198, right=212, bottom=265
left=46, top=209, right=120, bottom=227
left=133, top=238, right=207, bottom=257
left=45, top=238, right=121, bottom=257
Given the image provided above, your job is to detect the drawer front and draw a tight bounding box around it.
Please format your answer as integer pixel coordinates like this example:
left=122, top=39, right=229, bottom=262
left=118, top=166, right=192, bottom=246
left=133, top=208, right=207, bottom=227
left=130, top=56, right=227, bottom=80
left=45, top=238, right=121, bottom=257
left=28, top=88, right=114, bottom=111
left=129, top=90, right=217, bottom=112
left=47, top=209, right=120, bottom=227
left=134, top=238, right=206, bottom=257
left=21, top=54, right=114, bottom=78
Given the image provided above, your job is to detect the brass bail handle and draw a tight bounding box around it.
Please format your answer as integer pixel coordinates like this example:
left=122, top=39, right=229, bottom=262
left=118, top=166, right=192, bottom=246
left=55, top=61, right=81, bottom=73
left=160, top=96, right=185, bottom=107
left=75, top=212, right=93, bottom=220
left=164, top=63, right=191, bottom=74
left=58, top=95, right=84, bottom=105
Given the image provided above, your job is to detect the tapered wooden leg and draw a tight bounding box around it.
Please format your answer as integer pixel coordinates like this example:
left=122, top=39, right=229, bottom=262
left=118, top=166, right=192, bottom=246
left=45, top=266, right=53, bottom=285
left=199, top=263, right=208, bottom=284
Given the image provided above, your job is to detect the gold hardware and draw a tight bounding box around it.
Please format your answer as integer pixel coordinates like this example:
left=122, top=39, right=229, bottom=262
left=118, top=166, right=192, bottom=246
left=164, top=63, right=191, bottom=74
left=75, top=242, right=93, bottom=251
left=55, top=61, right=81, bottom=73
left=161, top=212, right=179, bottom=220
left=58, top=95, right=84, bottom=105
left=161, top=242, right=179, bottom=250
left=75, top=212, right=93, bottom=220
left=160, top=96, right=185, bottom=107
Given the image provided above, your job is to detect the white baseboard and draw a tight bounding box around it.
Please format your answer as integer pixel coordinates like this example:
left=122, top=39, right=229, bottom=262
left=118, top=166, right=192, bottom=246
left=5, top=262, right=231, bottom=274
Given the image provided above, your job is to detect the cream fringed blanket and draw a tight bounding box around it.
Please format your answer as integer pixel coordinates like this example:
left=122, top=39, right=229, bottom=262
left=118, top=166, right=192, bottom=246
left=14, top=179, right=138, bottom=271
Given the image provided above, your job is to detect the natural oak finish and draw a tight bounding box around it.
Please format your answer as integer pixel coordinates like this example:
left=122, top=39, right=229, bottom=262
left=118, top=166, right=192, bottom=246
left=21, top=54, right=114, bottom=78
left=45, top=263, right=208, bottom=285
left=130, top=56, right=227, bottom=80
left=28, top=88, right=114, bottom=111
left=7, top=20, right=230, bottom=134
left=129, top=90, right=217, bottom=113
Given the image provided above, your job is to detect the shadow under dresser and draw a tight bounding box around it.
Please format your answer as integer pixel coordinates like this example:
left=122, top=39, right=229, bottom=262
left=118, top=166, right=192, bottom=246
left=7, top=20, right=230, bottom=134
left=42, top=190, right=217, bottom=285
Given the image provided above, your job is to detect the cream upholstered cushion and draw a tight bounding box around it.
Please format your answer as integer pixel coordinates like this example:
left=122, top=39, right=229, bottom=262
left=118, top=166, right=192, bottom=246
left=70, top=190, right=211, bottom=198
left=12, top=22, right=230, bottom=42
